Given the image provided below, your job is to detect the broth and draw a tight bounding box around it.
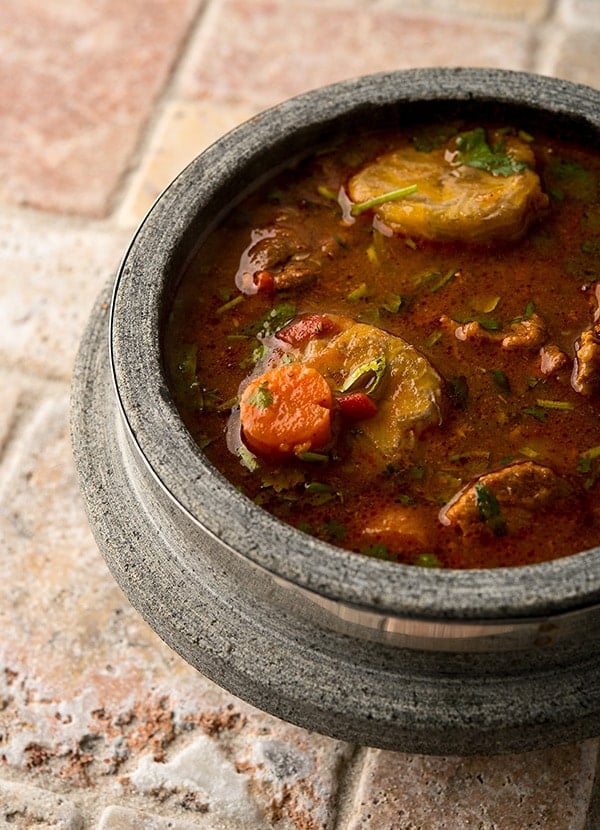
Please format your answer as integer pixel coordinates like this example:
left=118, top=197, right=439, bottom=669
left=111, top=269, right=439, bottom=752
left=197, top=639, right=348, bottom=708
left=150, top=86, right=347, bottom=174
left=164, top=121, right=600, bottom=569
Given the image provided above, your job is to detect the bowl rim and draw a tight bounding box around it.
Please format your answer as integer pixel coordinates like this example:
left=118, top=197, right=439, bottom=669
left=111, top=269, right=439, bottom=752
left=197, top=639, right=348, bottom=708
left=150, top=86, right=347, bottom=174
left=110, top=66, right=600, bottom=622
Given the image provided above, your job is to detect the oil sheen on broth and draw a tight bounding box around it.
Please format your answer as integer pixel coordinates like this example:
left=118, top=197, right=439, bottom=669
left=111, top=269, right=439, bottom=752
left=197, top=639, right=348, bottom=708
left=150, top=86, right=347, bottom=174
left=164, top=122, right=600, bottom=569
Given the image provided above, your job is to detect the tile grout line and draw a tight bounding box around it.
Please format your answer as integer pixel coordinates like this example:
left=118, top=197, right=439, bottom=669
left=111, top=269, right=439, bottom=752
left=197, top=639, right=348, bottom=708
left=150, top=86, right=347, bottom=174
left=104, top=0, right=219, bottom=222
left=331, top=745, right=372, bottom=829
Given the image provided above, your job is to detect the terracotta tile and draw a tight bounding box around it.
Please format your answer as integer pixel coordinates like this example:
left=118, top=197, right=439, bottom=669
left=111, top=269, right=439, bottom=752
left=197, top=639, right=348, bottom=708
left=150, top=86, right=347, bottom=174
left=0, top=779, right=82, bottom=829
left=96, top=806, right=202, bottom=829
left=0, top=209, right=129, bottom=381
left=181, top=0, right=534, bottom=108
left=117, top=100, right=257, bottom=228
left=374, top=0, right=552, bottom=22
left=0, top=0, right=203, bottom=217
left=346, top=743, right=598, bottom=829
left=559, top=0, right=600, bottom=25
left=0, top=391, right=347, bottom=827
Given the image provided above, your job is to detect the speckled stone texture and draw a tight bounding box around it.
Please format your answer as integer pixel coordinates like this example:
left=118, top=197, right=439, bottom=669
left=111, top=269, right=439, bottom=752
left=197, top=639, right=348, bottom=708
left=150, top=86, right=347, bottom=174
left=2, top=1, right=600, bottom=829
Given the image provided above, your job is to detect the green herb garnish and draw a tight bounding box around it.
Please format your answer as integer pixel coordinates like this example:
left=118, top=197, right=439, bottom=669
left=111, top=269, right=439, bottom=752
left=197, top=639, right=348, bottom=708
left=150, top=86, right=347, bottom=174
left=544, top=159, right=598, bottom=202
left=430, top=268, right=458, bottom=293
left=413, top=552, right=441, bottom=568
left=474, top=482, right=507, bottom=536
left=246, top=381, right=273, bottom=410
left=453, top=315, right=501, bottom=331
left=350, top=184, right=418, bottom=216
left=361, top=543, right=390, bottom=560
left=511, top=300, right=535, bottom=324
left=341, top=355, right=387, bottom=397
left=535, top=399, right=575, bottom=411
left=491, top=369, right=511, bottom=395
left=346, top=282, right=369, bottom=301
left=447, top=375, right=469, bottom=410
left=577, top=456, right=593, bottom=474
left=216, top=294, right=244, bottom=315
left=380, top=292, right=404, bottom=314
left=243, top=303, right=296, bottom=338
left=297, top=451, right=330, bottom=463
left=521, top=405, right=548, bottom=422
left=453, top=128, right=527, bottom=177
left=319, top=520, right=346, bottom=543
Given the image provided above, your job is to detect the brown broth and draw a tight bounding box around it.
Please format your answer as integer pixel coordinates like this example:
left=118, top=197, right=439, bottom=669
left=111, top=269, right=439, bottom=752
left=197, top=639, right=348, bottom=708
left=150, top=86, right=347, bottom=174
left=164, top=123, right=600, bottom=569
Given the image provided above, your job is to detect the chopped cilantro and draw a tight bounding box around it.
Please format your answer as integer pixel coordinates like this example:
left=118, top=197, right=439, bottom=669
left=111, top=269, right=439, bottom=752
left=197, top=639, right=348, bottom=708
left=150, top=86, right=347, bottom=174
left=242, top=303, right=296, bottom=338
left=454, top=128, right=527, bottom=177
left=361, top=543, right=390, bottom=560
left=474, top=482, right=507, bottom=536
left=246, top=381, right=273, bottom=410
left=319, top=520, right=346, bottom=543
left=544, top=158, right=598, bottom=202
left=347, top=282, right=369, bottom=301
left=453, top=314, right=501, bottom=331
left=577, top=456, right=593, bottom=474
left=429, top=268, right=458, bottom=294
left=447, top=375, right=469, bottom=410
left=413, top=552, right=441, bottom=568
left=297, top=451, right=330, bottom=463
left=491, top=369, right=511, bottom=396
left=521, top=405, right=548, bottom=422
left=380, top=292, right=404, bottom=314
left=511, top=300, right=536, bottom=324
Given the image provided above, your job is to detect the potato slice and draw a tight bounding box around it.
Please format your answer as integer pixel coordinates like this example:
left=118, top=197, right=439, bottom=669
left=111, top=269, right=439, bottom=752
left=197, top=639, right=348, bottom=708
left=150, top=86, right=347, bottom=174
left=348, top=134, right=548, bottom=243
left=299, top=319, right=443, bottom=460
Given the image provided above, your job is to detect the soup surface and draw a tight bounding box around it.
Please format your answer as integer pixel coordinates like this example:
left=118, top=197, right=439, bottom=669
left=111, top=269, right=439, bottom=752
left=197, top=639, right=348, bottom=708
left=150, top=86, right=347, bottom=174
left=164, top=120, right=600, bottom=569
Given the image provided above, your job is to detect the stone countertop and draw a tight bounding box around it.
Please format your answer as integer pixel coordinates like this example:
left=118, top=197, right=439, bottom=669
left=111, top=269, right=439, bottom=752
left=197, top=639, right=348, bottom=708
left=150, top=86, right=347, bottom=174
left=1, top=1, right=599, bottom=828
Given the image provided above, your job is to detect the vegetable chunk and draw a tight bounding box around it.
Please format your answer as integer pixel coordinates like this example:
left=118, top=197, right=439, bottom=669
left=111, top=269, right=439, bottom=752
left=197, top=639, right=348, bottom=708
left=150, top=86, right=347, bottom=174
left=240, top=363, right=333, bottom=459
left=439, top=461, right=573, bottom=537
left=299, top=318, right=444, bottom=461
left=348, top=131, right=548, bottom=243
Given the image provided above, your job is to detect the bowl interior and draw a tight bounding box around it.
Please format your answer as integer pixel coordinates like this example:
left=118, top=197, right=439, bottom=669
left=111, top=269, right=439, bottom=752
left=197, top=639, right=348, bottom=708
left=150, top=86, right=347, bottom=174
left=110, top=67, right=600, bottom=622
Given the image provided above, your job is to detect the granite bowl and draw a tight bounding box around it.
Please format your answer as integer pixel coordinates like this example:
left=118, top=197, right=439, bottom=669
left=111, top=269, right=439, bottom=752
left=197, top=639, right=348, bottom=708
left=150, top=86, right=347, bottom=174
left=71, top=67, right=600, bottom=755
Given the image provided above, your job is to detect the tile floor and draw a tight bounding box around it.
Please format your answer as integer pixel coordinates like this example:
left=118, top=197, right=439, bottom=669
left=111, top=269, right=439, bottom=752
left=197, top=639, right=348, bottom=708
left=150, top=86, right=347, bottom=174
left=1, top=0, right=599, bottom=827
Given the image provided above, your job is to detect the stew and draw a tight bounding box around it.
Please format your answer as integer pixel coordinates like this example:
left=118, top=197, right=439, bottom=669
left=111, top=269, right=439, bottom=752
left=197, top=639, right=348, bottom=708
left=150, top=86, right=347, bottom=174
left=164, top=120, right=600, bottom=569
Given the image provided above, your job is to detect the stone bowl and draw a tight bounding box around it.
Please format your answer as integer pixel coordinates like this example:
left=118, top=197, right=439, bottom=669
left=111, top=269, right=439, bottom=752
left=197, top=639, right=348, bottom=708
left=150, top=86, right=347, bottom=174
left=71, top=67, right=600, bottom=755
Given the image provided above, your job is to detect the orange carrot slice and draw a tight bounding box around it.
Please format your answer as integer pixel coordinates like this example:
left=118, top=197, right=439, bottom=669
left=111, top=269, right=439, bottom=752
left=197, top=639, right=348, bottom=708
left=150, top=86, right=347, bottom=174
left=240, top=363, right=333, bottom=459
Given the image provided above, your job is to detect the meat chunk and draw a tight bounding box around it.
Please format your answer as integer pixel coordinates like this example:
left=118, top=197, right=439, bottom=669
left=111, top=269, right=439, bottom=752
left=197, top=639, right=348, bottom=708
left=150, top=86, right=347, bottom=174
left=501, top=313, right=547, bottom=350
left=347, top=130, right=548, bottom=244
left=440, top=313, right=549, bottom=353
left=235, top=208, right=341, bottom=294
left=540, top=343, right=569, bottom=376
left=440, top=314, right=501, bottom=344
left=572, top=327, right=600, bottom=396
left=439, top=461, right=572, bottom=537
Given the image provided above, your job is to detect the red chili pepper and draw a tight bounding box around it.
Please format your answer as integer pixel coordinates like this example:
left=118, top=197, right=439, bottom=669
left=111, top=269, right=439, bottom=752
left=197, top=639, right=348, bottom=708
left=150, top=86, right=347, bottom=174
left=278, top=313, right=340, bottom=346
left=253, top=270, right=275, bottom=293
left=337, top=391, right=378, bottom=420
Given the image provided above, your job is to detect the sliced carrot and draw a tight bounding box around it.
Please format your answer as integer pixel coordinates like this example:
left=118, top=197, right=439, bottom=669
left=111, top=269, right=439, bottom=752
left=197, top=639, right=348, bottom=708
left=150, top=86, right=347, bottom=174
left=240, top=363, right=333, bottom=459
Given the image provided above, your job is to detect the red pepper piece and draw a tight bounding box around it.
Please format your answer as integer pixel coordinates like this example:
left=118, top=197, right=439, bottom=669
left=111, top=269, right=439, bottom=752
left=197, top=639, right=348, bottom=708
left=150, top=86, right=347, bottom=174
left=337, top=391, right=378, bottom=421
left=253, top=270, right=275, bottom=293
left=277, top=314, right=340, bottom=346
